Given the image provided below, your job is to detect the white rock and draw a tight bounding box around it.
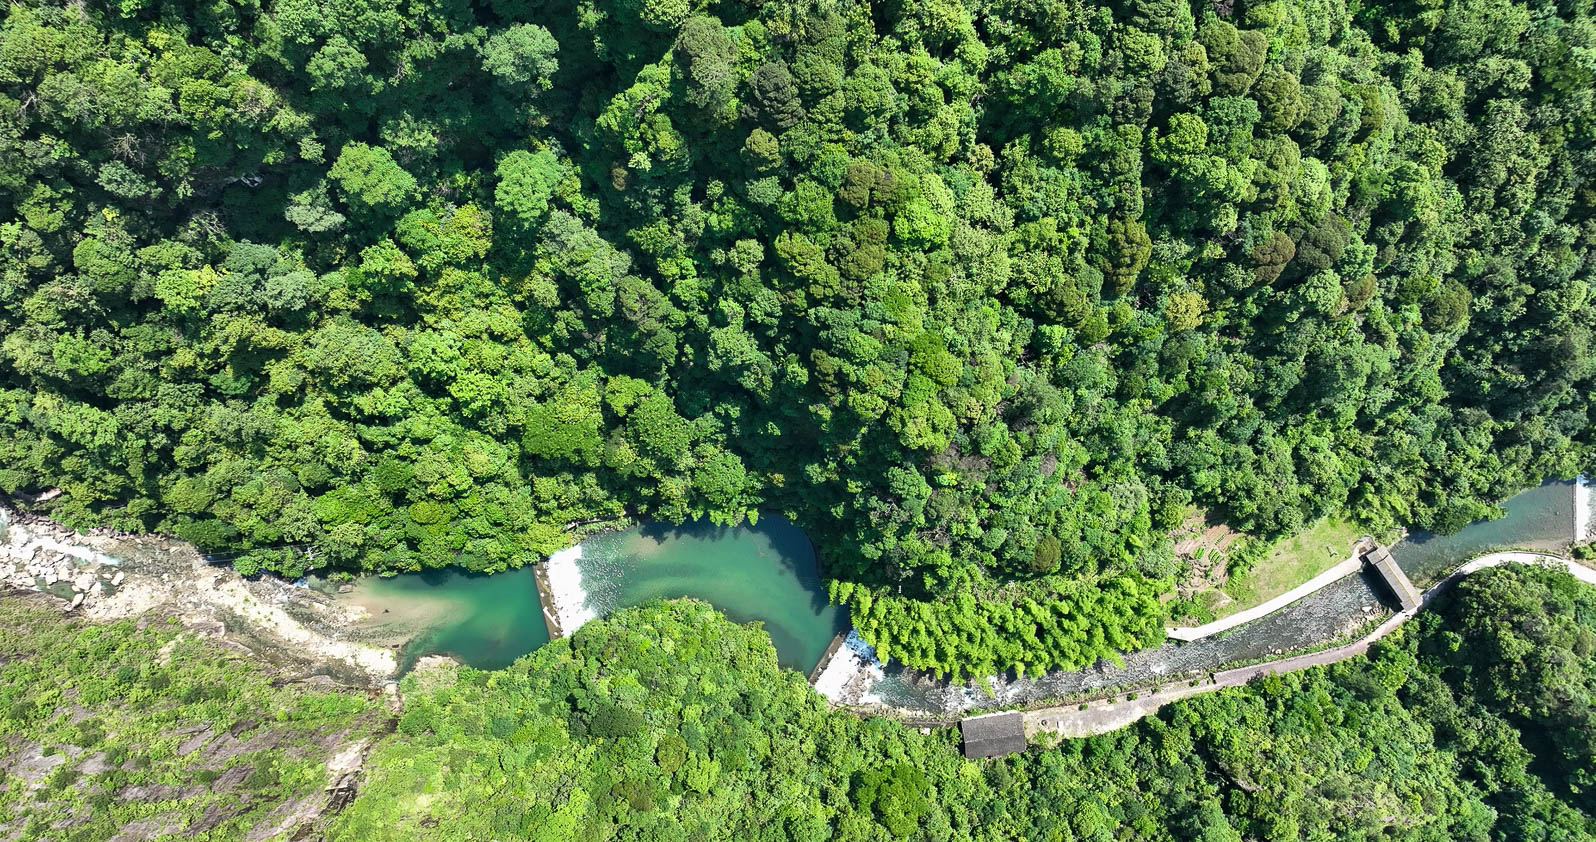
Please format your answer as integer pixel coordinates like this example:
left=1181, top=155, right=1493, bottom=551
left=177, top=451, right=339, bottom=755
left=44, top=571, right=58, bottom=586
left=112, top=571, right=125, bottom=586
left=74, top=573, right=95, bottom=592
left=69, top=593, right=84, bottom=609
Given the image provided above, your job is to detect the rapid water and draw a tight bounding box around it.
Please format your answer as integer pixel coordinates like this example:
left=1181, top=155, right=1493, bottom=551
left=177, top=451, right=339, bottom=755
left=867, top=572, right=1393, bottom=713
left=866, top=478, right=1583, bottom=714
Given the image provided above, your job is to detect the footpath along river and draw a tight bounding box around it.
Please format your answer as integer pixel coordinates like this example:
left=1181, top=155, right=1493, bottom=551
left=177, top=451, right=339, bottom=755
left=860, top=478, right=1589, bottom=713
left=333, top=479, right=1594, bottom=714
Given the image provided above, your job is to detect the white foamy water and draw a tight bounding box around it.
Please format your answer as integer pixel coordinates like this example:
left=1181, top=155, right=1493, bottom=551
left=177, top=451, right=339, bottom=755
left=1577, top=475, right=1592, bottom=543
left=1, top=507, right=121, bottom=568
left=812, top=630, right=886, bottom=703
left=543, top=545, right=596, bottom=634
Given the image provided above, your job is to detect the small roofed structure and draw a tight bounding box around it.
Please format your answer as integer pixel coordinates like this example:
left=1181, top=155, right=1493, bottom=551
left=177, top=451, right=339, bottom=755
left=1365, top=545, right=1421, bottom=611
left=960, top=712, right=1026, bottom=759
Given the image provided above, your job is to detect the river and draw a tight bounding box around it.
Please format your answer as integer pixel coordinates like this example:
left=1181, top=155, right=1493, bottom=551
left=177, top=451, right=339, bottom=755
left=330, top=566, right=550, bottom=673
left=1389, top=478, right=1575, bottom=583
left=868, top=478, right=1587, bottom=713
left=337, top=515, right=844, bottom=676
left=339, top=479, right=1590, bottom=712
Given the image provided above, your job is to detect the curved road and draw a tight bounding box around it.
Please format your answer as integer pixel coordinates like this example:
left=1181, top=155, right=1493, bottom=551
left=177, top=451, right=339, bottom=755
left=1165, top=539, right=1370, bottom=642
left=1026, top=553, right=1596, bottom=740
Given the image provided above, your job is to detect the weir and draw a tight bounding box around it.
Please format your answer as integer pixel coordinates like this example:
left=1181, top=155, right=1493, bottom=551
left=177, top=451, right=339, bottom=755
left=1364, top=545, right=1421, bottom=612
left=1578, top=474, right=1591, bottom=543
left=808, top=632, right=848, bottom=684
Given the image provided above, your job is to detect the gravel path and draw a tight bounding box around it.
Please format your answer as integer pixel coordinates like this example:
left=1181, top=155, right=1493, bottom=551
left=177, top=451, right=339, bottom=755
left=1166, top=540, right=1371, bottom=642
left=1027, top=552, right=1590, bottom=739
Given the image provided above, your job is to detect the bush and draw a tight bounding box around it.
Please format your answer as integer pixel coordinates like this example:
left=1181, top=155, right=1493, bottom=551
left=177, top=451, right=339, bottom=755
left=243, top=759, right=281, bottom=790
left=44, top=765, right=80, bottom=793
left=589, top=703, right=643, bottom=740
left=655, top=734, right=688, bottom=773
left=70, top=720, right=104, bottom=748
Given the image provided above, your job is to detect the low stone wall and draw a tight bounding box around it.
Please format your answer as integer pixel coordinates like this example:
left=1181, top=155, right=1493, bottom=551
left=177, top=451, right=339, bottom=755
left=1025, top=552, right=1591, bottom=741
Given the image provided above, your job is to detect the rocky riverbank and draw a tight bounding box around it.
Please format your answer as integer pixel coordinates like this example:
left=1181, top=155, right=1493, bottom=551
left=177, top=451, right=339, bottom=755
left=0, top=504, right=397, bottom=687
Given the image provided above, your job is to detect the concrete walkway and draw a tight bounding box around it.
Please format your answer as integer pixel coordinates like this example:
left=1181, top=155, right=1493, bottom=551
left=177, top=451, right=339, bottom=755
left=1166, top=539, right=1370, bottom=642
left=1443, top=552, right=1596, bottom=587
left=1026, top=553, right=1594, bottom=740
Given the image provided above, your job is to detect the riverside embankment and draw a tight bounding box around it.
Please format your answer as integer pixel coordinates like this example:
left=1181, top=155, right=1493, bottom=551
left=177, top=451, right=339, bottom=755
left=1023, top=551, right=1596, bottom=740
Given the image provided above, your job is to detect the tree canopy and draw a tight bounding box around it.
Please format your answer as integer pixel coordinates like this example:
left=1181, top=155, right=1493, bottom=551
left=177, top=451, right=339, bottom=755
left=334, top=566, right=1596, bottom=841
left=1, top=0, right=1594, bottom=676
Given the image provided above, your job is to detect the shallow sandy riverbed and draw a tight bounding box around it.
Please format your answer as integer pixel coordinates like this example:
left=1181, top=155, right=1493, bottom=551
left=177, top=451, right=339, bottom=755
left=1, top=505, right=397, bottom=686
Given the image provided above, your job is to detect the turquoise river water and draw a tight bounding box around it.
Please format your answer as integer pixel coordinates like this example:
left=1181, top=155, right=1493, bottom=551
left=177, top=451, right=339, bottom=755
left=343, top=515, right=844, bottom=675
left=343, top=479, right=1587, bottom=710
left=337, top=566, right=550, bottom=673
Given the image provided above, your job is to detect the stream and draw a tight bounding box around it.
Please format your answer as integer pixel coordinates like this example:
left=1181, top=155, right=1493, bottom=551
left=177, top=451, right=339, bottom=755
left=337, top=479, right=1590, bottom=713
left=335, top=515, right=844, bottom=676
left=868, top=478, right=1585, bottom=713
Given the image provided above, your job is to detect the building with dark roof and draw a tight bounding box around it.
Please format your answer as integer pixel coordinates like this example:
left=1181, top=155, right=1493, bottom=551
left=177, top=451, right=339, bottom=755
left=960, top=711, right=1026, bottom=759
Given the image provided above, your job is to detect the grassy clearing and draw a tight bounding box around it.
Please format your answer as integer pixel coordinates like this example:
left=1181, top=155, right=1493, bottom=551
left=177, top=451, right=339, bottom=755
left=1215, top=516, right=1365, bottom=618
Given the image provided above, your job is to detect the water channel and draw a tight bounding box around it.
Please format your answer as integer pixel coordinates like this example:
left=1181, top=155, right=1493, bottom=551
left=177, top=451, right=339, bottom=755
left=869, top=478, right=1586, bottom=713
left=340, top=479, right=1590, bottom=713
left=339, top=515, right=844, bottom=676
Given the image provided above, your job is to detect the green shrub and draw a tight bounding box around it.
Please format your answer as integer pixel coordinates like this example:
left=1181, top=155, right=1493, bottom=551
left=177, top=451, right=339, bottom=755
left=589, top=703, right=643, bottom=740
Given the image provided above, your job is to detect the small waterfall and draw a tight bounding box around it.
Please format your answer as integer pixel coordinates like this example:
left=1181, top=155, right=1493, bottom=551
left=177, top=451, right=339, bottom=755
left=543, top=545, right=596, bottom=634
left=1577, top=474, right=1591, bottom=543
left=0, top=505, right=122, bottom=568
left=812, top=630, right=886, bottom=704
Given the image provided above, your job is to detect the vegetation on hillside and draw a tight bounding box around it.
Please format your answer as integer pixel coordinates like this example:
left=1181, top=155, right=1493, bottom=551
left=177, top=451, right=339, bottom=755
left=334, top=565, right=1596, bottom=841
left=0, top=597, right=386, bottom=842
left=1, top=0, right=1594, bottom=675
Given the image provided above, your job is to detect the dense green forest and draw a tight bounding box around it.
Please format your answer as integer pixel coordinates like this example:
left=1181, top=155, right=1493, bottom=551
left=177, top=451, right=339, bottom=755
left=2, top=0, right=1594, bottom=676
left=330, top=565, right=1596, bottom=841
left=1, top=562, right=1592, bottom=840
left=0, top=596, right=385, bottom=841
